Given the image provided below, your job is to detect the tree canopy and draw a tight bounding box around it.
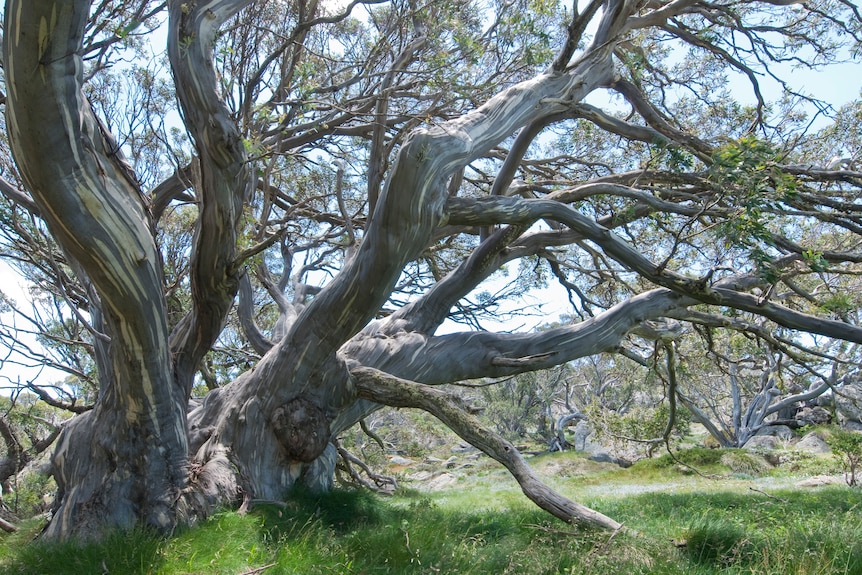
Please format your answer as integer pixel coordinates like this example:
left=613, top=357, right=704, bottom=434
left=0, top=0, right=861, bottom=540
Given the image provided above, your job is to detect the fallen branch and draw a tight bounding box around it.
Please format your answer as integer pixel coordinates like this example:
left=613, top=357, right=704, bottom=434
left=748, top=487, right=790, bottom=503
left=0, top=514, right=18, bottom=533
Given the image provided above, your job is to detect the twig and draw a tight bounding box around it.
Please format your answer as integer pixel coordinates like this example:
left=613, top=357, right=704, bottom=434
left=237, top=563, right=277, bottom=575
left=524, top=523, right=579, bottom=537
left=582, top=524, right=626, bottom=570
left=749, top=487, right=789, bottom=503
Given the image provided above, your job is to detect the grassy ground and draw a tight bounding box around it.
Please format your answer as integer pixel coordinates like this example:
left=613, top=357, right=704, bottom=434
left=1, top=450, right=860, bottom=574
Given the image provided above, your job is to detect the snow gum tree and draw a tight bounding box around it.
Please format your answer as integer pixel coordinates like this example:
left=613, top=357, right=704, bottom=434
left=0, top=0, right=860, bottom=539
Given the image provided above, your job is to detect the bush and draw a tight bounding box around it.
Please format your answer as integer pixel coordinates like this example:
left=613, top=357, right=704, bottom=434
left=632, top=447, right=727, bottom=471
left=719, top=451, right=771, bottom=476
left=587, top=403, right=691, bottom=458
left=825, top=427, right=862, bottom=486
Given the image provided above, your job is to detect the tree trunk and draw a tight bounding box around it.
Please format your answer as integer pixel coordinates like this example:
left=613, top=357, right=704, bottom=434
left=4, top=0, right=188, bottom=539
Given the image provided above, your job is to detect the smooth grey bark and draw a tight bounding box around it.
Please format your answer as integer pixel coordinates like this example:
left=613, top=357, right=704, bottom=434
left=353, top=367, right=623, bottom=531
left=4, top=0, right=187, bottom=539
left=182, top=0, right=633, bottom=523
left=4, top=0, right=859, bottom=542
left=166, top=0, right=255, bottom=395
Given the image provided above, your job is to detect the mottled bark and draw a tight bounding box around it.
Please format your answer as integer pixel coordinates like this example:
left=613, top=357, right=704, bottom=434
left=4, top=0, right=187, bottom=539
left=166, top=0, right=255, bottom=395
left=6, top=0, right=854, bottom=543
left=181, top=0, right=631, bottom=513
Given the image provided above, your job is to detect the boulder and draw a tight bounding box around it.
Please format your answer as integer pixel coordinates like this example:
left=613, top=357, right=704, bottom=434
left=795, top=432, right=831, bottom=454
left=743, top=435, right=778, bottom=451
left=426, top=472, right=458, bottom=490
left=796, top=475, right=843, bottom=488
left=835, top=382, right=862, bottom=423
left=573, top=420, right=605, bottom=454
left=756, top=425, right=794, bottom=441
left=587, top=452, right=632, bottom=468
left=844, top=420, right=862, bottom=432
left=795, top=406, right=831, bottom=426
left=388, top=455, right=416, bottom=466
left=451, top=442, right=478, bottom=454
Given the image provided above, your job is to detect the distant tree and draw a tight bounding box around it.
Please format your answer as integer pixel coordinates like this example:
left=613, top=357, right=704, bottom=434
left=671, top=328, right=851, bottom=448
left=478, top=365, right=568, bottom=442
left=0, top=0, right=861, bottom=540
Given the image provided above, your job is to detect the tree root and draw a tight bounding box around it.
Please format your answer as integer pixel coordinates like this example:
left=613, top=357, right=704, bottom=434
left=351, top=366, right=623, bottom=531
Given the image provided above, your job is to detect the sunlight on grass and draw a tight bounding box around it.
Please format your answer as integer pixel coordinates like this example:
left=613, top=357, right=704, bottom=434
left=1, top=474, right=861, bottom=574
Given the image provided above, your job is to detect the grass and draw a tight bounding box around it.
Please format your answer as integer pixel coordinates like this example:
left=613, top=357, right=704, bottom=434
left=2, top=457, right=861, bottom=574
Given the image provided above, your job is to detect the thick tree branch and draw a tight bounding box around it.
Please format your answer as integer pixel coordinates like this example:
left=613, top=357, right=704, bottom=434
left=167, top=0, right=256, bottom=394
left=352, top=366, right=623, bottom=531
left=261, top=26, right=623, bottom=387
left=445, top=195, right=862, bottom=343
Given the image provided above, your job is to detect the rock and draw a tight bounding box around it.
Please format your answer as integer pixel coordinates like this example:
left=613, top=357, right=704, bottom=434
left=388, top=455, right=415, bottom=466
left=442, top=456, right=458, bottom=468
left=451, top=442, right=478, bottom=454
left=796, top=475, right=843, bottom=487
left=426, top=472, right=458, bottom=490
left=756, top=425, right=794, bottom=441
left=795, top=406, right=831, bottom=426
left=588, top=452, right=632, bottom=468
left=795, top=432, right=831, bottom=454
left=844, top=420, right=862, bottom=432
left=406, top=470, right=433, bottom=482
left=573, top=420, right=605, bottom=454
left=743, top=435, right=778, bottom=450
left=835, top=381, right=862, bottom=423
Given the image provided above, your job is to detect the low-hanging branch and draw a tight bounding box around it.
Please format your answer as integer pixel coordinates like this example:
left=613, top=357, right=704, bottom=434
left=351, top=366, right=624, bottom=532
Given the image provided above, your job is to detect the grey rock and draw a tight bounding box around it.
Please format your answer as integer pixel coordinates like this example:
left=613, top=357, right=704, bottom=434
left=743, top=435, right=778, bottom=450
left=388, top=455, right=415, bottom=466
left=835, top=382, right=862, bottom=423
left=844, top=420, right=862, bottom=432
left=756, top=425, right=794, bottom=441
left=588, top=452, right=632, bottom=468
left=426, top=472, right=458, bottom=490
left=573, top=420, right=605, bottom=454
left=795, top=406, right=831, bottom=425
left=796, top=432, right=831, bottom=454
left=796, top=475, right=842, bottom=487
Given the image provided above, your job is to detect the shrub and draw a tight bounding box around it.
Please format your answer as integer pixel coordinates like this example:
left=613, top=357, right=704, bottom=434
left=719, top=451, right=772, bottom=476
left=825, top=427, right=862, bottom=486
left=632, top=447, right=727, bottom=472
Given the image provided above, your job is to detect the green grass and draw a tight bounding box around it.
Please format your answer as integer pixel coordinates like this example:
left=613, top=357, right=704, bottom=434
left=1, top=414, right=850, bottom=574
left=2, top=474, right=861, bottom=574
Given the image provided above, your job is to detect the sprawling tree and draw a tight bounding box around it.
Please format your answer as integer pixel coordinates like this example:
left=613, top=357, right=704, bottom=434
left=0, top=0, right=861, bottom=539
